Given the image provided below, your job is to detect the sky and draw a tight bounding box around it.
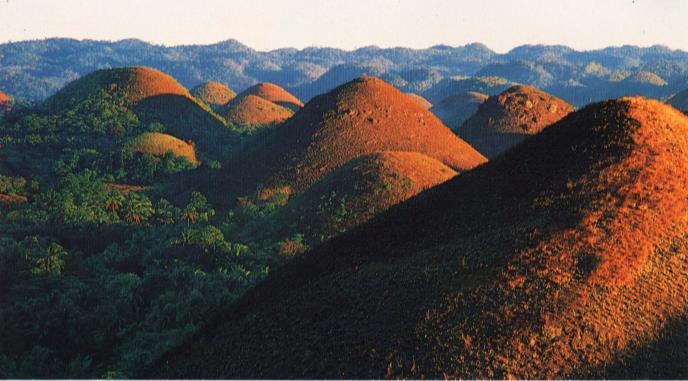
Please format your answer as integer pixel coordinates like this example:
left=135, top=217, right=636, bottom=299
left=0, top=0, right=686, bottom=52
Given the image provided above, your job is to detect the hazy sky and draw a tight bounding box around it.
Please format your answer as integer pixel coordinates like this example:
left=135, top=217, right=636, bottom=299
left=0, top=0, right=686, bottom=52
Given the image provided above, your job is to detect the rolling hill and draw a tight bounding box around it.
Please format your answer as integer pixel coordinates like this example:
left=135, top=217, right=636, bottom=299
left=125, top=132, right=198, bottom=164
left=221, top=94, right=294, bottom=131
left=459, top=85, right=574, bottom=158
left=190, top=81, right=237, bottom=107
left=150, top=97, right=688, bottom=379
left=43, top=66, right=191, bottom=110
left=430, top=91, right=488, bottom=131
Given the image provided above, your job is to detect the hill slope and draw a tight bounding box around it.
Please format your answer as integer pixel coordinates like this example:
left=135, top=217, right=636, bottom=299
left=261, top=151, right=456, bottom=243
left=221, top=94, right=293, bottom=130
left=235, top=76, right=486, bottom=194
left=460, top=85, right=574, bottom=158
left=191, top=81, right=236, bottom=107
left=430, top=91, right=488, bottom=130
left=151, top=97, right=688, bottom=379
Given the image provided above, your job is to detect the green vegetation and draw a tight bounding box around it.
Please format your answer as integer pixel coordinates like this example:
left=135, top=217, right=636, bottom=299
left=0, top=78, right=304, bottom=378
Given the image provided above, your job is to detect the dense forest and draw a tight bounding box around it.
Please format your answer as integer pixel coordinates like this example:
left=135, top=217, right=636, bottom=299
left=0, top=71, right=309, bottom=378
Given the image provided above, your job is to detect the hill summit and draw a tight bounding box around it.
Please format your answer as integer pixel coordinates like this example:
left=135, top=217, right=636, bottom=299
left=151, top=97, right=688, bottom=379
left=239, top=76, right=487, bottom=193
left=459, top=85, right=574, bottom=158
left=44, top=66, right=191, bottom=110
left=191, top=81, right=236, bottom=107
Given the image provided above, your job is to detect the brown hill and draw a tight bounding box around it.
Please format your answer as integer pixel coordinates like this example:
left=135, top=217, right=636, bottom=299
left=235, top=82, right=304, bottom=111
left=236, top=76, right=486, bottom=194
left=405, top=93, right=433, bottom=109
left=460, top=85, right=574, bottom=158
left=221, top=94, right=293, bottom=130
left=260, top=151, right=456, bottom=244
left=125, top=132, right=198, bottom=163
left=151, top=98, right=688, bottom=379
left=430, top=91, right=488, bottom=131
left=668, top=89, right=688, bottom=112
left=44, top=66, right=191, bottom=109
left=191, top=81, right=237, bottom=107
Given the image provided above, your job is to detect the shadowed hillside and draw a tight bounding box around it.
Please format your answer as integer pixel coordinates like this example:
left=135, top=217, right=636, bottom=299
left=460, top=85, right=574, bottom=158
left=250, top=151, right=457, bottom=244
left=150, top=97, right=688, bottom=379
left=668, top=89, right=688, bottom=112
left=430, top=91, right=488, bottom=131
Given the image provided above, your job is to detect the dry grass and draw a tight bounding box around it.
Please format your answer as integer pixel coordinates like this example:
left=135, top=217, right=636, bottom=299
left=126, top=132, right=198, bottom=163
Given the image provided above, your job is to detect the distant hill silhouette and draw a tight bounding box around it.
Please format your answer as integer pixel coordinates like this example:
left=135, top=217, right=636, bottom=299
left=668, top=89, right=688, bottom=112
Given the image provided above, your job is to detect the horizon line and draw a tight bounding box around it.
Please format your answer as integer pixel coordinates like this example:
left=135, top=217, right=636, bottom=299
left=1, top=36, right=686, bottom=55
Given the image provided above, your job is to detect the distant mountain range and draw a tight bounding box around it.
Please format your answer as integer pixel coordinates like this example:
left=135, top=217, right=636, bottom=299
left=1, top=38, right=687, bottom=106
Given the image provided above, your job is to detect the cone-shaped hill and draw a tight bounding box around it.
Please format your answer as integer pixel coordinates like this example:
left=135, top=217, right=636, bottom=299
left=405, top=93, right=433, bottom=109
left=125, top=132, right=198, bottom=164
left=430, top=91, right=488, bottom=131
left=191, top=81, right=237, bottom=107
left=460, top=85, right=574, bottom=158
left=44, top=66, right=191, bottom=110
left=150, top=98, right=688, bottom=379
left=221, top=94, right=294, bottom=131
left=254, top=151, right=457, bottom=244
left=234, top=76, right=486, bottom=194
left=668, top=89, right=688, bottom=113
left=234, top=82, right=304, bottom=111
